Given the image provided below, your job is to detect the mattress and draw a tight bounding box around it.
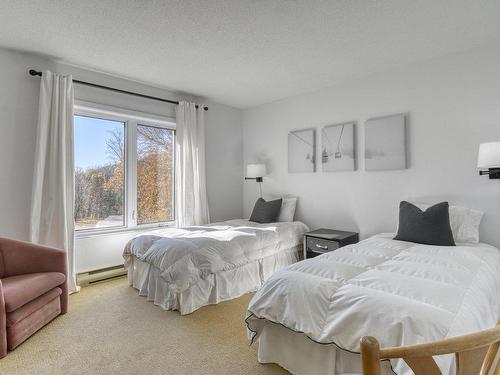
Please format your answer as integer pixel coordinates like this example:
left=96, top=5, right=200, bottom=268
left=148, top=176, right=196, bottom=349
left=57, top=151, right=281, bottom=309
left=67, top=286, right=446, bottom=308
left=246, top=233, right=500, bottom=374
left=124, top=219, right=308, bottom=314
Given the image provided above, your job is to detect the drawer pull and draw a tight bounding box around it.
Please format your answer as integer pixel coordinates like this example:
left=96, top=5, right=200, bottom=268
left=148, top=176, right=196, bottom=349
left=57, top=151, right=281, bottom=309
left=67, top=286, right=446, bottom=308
left=315, top=244, right=328, bottom=250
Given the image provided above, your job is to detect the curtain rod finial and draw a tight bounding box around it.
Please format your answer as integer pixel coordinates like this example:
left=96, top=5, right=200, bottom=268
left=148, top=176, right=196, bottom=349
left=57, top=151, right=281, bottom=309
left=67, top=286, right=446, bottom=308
left=29, top=69, right=42, bottom=76
left=195, top=104, right=209, bottom=111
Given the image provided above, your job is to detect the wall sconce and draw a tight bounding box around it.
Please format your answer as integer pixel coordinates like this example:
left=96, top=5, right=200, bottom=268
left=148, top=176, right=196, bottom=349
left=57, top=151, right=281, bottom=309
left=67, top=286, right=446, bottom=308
left=245, top=164, right=267, bottom=197
left=478, top=142, right=500, bottom=179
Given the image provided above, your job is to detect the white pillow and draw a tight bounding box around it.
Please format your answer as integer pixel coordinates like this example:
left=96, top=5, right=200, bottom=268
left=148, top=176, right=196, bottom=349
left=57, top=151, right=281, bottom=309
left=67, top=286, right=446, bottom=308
left=278, top=196, right=297, bottom=222
left=410, top=202, right=483, bottom=244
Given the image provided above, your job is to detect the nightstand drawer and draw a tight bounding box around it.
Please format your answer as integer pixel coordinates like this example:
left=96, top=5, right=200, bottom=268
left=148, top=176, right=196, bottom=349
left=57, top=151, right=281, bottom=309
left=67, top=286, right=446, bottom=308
left=303, top=228, right=358, bottom=259
left=306, top=237, right=339, bottom=254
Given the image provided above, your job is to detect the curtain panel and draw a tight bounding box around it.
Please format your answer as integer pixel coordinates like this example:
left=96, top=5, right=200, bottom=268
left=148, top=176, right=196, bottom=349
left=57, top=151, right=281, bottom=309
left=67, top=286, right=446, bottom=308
left=30, top=70, right=78, bottom=293
left=175, top=101, right=210, bottom=226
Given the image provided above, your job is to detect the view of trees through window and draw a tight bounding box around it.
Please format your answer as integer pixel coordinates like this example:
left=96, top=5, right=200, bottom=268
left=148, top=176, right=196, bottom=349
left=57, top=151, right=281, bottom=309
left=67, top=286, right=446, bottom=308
left=136, top=125, right=174, bottom=224
left=74, top=115, right=125, bottom=230
left=74, top=114, right=174, bottom=231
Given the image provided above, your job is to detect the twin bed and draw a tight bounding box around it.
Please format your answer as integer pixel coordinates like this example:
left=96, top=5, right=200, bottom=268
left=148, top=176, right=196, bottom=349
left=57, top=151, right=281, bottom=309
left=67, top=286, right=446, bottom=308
left=246, top=233, right=500, bottom=375
left=123, top=202, right=500, bottom=375
left=123, top=219, right=308, bottom=315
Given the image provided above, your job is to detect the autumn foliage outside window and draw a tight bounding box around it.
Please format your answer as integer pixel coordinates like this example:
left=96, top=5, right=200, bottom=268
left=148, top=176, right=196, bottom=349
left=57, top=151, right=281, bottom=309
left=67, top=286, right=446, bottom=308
left=136, top=125, right=174, bottom=224
left=74, top=114, right=175, bottom=231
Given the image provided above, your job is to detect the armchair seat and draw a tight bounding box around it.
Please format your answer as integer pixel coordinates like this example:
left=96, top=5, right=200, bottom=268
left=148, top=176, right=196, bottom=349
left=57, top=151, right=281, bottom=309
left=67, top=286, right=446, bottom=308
left=7, top=297, right=61, bottom=351
left=6, top=287, right=62, bottom=327
left=2, top=272, right=65, bottom=312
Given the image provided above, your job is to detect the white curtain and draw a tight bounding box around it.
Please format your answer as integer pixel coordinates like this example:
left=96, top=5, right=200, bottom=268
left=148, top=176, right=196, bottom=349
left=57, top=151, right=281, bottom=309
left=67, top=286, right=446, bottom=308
left=30, top=70, right=78, bottom=293
left=175, top=101, right=210, bottom=226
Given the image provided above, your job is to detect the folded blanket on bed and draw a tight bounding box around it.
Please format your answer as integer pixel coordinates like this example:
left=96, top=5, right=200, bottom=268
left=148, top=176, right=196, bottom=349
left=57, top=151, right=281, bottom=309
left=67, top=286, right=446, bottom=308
left=123, top=219, right=308, bottom=293
left=246, top=234, right=500, bottom=375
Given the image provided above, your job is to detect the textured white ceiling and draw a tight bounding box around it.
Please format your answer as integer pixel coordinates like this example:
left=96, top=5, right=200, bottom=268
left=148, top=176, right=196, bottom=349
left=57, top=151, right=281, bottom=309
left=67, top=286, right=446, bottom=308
left=1, top=1, right=500, bottom=108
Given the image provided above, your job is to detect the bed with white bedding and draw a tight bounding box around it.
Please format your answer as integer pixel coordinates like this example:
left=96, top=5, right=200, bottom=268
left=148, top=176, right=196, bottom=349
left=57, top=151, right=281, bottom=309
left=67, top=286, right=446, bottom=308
left=123, top=219, right=308, bottom=315
left=245, top=234, right=500, bottom=375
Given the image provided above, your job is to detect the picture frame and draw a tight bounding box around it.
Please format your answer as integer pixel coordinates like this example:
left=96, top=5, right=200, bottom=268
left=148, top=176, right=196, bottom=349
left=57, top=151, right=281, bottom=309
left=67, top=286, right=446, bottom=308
left=321, top=122, right=356, bottom=172
left=288, top=128, right=316, bottom=173
left=365, top=113, right=407, bottom=171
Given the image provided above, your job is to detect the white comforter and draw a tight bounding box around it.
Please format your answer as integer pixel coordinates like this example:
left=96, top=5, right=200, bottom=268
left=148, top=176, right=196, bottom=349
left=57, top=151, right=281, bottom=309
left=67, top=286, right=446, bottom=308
left=246, top=234, right=500, bottom=375
left=123, top=219, right=308, bottom=294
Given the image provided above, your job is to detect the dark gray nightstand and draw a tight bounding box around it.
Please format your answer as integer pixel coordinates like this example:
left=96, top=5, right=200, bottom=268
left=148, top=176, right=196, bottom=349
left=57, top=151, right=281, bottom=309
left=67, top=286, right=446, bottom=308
left=303, top=228, right=359, bottom=259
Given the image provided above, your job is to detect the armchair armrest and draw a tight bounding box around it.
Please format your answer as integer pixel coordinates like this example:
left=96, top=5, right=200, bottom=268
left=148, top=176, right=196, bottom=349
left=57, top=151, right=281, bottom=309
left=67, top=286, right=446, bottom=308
left=0, top=238, right=68, bottom=277
left=0, top=238, right=68, bottom=314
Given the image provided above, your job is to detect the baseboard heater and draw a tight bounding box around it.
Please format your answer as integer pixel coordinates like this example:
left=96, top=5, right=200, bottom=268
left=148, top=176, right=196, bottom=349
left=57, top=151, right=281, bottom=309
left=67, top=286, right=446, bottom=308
left=76, top=265, right=127, bottom=287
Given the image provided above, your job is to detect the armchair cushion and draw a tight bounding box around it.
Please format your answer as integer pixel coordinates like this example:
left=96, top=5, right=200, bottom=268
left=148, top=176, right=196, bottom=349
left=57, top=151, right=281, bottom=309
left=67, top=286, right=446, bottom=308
left=6, top=287, right=62, bottom=327
left=2, top=272, right=65, bottom=312
left=7, top=297, right=61, bottom=351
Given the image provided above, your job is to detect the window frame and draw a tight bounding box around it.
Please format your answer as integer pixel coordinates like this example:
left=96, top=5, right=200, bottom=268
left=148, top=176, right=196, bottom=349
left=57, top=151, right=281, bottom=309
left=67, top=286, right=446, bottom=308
left=74, top=101, right=176, bottom=238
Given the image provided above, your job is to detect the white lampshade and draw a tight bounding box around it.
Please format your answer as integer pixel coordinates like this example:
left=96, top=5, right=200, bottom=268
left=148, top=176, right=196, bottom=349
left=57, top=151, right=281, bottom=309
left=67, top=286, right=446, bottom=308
left=246, top=164, right=267, bottom=178
left=477, top=142, right=500, bottom=168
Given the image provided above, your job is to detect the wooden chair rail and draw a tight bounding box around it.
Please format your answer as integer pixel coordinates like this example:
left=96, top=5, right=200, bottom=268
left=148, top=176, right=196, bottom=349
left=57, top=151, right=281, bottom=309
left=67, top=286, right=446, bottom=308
left=379, top=325, right=500, bottom=359
left=360, top=317, right=500, bottom=375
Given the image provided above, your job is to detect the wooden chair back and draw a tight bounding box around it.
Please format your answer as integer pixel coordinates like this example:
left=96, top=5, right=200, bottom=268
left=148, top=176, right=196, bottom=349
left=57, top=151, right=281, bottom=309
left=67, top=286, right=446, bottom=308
left=360, top=317, right=500, bottom=375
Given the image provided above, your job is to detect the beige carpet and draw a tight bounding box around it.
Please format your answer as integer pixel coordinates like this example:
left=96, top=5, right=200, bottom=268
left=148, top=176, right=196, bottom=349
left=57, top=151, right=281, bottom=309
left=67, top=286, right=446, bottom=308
left=0, top=278, right=289, bottom=375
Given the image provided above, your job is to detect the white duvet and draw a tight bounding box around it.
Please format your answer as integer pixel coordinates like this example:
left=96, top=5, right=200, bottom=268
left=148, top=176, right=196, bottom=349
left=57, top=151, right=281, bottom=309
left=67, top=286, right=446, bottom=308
left=123, top=219, right=308, bottom=294
left=246, top=234, right=500, bottom=375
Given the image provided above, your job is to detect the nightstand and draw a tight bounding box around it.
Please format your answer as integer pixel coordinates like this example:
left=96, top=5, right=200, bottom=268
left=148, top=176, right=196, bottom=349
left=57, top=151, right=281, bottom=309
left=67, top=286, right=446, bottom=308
left=303, top=228, right=359, bottom=259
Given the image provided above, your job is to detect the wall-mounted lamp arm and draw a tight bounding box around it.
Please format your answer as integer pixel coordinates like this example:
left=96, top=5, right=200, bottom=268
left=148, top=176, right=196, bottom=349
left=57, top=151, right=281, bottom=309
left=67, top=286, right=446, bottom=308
left=479, top=168, right=500, bottom=179
left=245, top=177, right=263, bottom=182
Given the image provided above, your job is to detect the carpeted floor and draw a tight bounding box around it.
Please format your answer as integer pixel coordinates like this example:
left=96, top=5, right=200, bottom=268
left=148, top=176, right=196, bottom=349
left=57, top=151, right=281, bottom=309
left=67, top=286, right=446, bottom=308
left=0, top=278, right=289, bottom=375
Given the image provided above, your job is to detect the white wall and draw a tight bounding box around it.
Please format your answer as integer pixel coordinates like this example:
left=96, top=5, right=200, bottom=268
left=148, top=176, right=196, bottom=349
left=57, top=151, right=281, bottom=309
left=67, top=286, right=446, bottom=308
left=204, top=100, right=243, bottom=222
left=0, top=47, right=243, bottom=272
left=0, top=49, right=52, bottom=240
left=242, top=44, right=500, bottom=248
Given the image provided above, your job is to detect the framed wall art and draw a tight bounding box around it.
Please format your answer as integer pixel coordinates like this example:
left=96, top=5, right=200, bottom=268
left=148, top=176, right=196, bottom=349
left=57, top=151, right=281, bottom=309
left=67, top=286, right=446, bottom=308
left=321, top=122, right=356, bottom=172
left=365, top=113, right=407, bottom=171
left=288, top=128, right=316, bottom=173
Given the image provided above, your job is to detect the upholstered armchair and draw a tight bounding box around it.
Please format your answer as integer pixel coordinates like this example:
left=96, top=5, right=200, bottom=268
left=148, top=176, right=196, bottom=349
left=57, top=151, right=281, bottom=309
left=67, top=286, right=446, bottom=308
left=0, top=237, right=68, bottom=358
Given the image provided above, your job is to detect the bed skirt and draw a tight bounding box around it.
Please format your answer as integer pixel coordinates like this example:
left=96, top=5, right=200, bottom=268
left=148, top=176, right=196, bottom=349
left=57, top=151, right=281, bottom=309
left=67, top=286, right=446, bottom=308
left=256, top=323, right=394, bottom=375
left=127, top=245, right=300, bottom=315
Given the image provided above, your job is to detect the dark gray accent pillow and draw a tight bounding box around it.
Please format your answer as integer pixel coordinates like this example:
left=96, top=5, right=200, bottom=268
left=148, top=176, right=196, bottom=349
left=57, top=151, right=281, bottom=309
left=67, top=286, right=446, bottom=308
left=394, top=201, right=456, bottom=246
left=249, top=198, right=283, bottom=224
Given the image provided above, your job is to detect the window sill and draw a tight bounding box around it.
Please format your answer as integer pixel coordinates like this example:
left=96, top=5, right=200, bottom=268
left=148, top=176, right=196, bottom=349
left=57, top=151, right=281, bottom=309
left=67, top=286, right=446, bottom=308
left=75, top=222, right=176, bottom=239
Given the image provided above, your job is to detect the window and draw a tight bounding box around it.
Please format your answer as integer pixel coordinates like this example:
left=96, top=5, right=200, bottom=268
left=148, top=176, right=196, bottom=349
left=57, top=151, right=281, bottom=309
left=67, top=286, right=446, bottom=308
left=74, top=115, right=125, bottom=230
left=136, top=125, right=175, bottom=225
left=73, top=104, right=176, bottom=233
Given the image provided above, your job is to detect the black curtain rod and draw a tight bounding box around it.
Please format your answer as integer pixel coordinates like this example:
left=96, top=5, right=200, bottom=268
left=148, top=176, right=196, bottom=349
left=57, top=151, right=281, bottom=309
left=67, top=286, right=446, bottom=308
left=29, top=69, right=208, bottom=111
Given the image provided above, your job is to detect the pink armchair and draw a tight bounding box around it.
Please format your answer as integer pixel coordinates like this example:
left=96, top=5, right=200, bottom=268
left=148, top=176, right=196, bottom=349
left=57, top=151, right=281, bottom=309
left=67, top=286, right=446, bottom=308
left=0, top=237, right=68, bottom=358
